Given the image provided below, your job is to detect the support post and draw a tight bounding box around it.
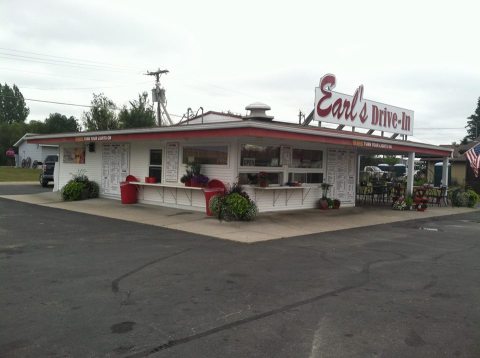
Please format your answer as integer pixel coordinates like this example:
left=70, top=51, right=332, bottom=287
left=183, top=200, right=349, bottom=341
left=442, top=157, right=449, bottom=187
left=406, top=152, right=415, bottom=197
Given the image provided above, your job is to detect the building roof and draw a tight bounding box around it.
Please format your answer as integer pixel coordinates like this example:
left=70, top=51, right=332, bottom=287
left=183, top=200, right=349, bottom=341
left=14, top=133, right=60, bottom=148
left=26, top=119, right=453, bottom=157
left=422, top=137, right=480, bottom=162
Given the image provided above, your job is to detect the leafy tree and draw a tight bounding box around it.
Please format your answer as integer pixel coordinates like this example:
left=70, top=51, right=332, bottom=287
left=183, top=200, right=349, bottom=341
left=463, top=96, right=480, bottom=143
left=82, top=93, right=118, bottom=131
left=118, top=92, right=156, bottom=129
left=44, top=113, right=80, bottom=133
left=27, top=120, right=47, bottom=134
left=0, top=83, right=30, bottom=124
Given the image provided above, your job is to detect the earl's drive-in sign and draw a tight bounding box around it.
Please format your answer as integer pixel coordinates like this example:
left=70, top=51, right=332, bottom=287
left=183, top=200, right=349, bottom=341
left=314, top=74, right=414, bottom=136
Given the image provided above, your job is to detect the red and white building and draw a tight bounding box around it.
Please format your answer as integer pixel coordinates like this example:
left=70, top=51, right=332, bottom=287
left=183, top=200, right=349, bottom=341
left=27, top=75, right=452, bottom=212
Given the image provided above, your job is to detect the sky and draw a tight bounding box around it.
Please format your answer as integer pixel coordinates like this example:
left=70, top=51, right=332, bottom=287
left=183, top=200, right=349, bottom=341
left=1, top=0, right=479, bottom=145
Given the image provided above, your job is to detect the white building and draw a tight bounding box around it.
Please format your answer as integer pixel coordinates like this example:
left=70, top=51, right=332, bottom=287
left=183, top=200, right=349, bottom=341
left=14, top=133, right=58, bottom=167
left=27, top=75, right=453, bottom=213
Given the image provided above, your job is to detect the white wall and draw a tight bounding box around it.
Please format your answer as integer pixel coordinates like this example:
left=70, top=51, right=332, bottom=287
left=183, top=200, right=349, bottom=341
left=57, top=138, right=358, bottom=212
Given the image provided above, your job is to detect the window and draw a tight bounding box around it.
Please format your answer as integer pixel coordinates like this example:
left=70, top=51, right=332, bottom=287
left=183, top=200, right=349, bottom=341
left=291, top=149, right=323, bottom=168
left=149, top=149, right=162, bottom=182
left=288, top=172, right=323, bottom=184
left=238, top=172, right=283, bottom=186
left=240, top=144, right=280, bottom=167
left=182, top=145, right=228, bottom=165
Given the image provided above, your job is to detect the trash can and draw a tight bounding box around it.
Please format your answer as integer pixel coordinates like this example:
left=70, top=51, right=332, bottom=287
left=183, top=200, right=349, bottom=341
left=120, top=181, right=138, bottom=204
left=203, top=179, right=226, bottom=216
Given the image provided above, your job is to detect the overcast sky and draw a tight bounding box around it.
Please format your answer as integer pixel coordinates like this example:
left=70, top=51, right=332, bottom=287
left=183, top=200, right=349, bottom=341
left=1, top=0, right=479, bottom=145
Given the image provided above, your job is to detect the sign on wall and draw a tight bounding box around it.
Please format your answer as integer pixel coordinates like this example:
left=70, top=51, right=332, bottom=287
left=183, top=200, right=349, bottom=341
left=314, top=74, right=414, bottom=136
left=102, top=143, right=129, bottom=195
left=326, top=149, right=356, bottom=204
left=165, top=142, right=179, bottom=182
left=63, top=146, right=85, bottom=164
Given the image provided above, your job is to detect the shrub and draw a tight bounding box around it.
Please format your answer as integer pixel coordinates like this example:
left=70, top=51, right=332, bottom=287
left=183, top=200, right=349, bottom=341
left=450, top=187, right=479, bottom=208
left=209, top=189, right=257, bottom=222
left=62, top=181, right=86, bottom=201
left=61, top=171, right=99, bottom=201
left=466, top=189, right=479, bottom=208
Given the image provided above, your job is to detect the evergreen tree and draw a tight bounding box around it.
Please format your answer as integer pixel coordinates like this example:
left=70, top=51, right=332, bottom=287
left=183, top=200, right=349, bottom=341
left=463, top=97, right=480, bottom=143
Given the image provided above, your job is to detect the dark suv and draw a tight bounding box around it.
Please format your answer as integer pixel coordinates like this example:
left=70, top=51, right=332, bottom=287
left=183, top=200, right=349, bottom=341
left=39, top=155, right=58, bottom=187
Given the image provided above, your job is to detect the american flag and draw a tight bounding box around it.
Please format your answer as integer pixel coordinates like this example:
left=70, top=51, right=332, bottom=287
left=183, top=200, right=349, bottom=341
left=465, top=143, right=480, bottom=178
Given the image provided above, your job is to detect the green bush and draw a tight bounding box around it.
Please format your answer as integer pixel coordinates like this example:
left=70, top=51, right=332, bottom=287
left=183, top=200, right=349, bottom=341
left=209, top=191, right=258, bottom=222
left=61, top=171, right=99, bottom=201
left=451, top=188, right=479, bottom=208
left=466, top=189, right=479, bottom=208
left=62, top=181, right=86, bottom=201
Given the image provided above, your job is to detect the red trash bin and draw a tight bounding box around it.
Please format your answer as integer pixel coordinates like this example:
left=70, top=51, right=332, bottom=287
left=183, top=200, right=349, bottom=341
left=203, top=179, right=226, bottom=216
left=120, top=181, right=138, bottom=204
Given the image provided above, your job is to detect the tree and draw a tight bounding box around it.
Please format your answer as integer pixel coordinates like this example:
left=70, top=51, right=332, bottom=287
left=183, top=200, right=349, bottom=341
left=463, top=97, right=480, bottom=143
left=44, top=113, right=80, bottom=133
left=82, top=93, right=118, bottom=131
left=118, top=92, right=156, bottom=129
left=0, top=83, right=30, bottom=124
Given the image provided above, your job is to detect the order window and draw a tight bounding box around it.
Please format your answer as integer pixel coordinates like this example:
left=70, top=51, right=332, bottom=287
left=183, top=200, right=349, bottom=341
left=149, top=149, right=162, bottom=182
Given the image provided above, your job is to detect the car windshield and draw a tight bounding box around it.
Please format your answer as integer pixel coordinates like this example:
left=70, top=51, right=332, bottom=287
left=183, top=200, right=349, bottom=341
left=45, top=155, right=58, bottom=162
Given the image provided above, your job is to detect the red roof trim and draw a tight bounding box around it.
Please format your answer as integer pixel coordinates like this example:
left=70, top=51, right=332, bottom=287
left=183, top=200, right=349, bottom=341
left=28, top=126, right=451, bottom=156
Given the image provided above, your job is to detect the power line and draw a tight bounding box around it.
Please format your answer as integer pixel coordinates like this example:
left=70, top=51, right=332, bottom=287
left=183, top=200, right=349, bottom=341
left=0, top=47, right=141, bottom=71
left=0, top=54, right=141, bottom=74
left=0, top=93, right=184, bottom=117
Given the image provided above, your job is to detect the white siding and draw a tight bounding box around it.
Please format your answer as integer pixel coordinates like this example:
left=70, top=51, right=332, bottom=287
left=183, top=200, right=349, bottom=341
left=58, top=143, right=103, bottom=192
left=56, top=137, right=358, bottom=213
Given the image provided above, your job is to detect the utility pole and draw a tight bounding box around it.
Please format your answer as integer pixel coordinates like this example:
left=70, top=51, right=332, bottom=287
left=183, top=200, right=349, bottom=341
left=145, top=68, right=172, bottom=126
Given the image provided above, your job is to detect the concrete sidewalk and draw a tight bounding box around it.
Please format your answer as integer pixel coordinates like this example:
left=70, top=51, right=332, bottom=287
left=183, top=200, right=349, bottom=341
left=1, top=191, right=477, bottom=243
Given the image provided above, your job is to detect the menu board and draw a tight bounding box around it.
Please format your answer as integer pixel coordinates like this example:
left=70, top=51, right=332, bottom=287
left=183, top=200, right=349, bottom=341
left=326, top=149, right=356, bottom=204
left=165, top=142, right=179, bottom=182
left=102, top=143, right=129, bottom=195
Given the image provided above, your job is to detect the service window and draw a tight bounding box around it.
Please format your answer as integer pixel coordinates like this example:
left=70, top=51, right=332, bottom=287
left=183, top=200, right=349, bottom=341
left=149, top=149, right=162, bottom=182
left=291, top=149, right=323, bottom=168
left=238, top=172, right=283, bottom=185
left=182, top=145, right=228, bottom=165
left=288, top=172, right=323, bottom=184
left=240, top=144, right=281, bottom=167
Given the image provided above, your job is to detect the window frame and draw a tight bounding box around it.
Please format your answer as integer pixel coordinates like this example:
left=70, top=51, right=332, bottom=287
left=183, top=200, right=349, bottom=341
left=149, top=149, right=163, bottom=182
left=181, top=144, right=230, bottom=167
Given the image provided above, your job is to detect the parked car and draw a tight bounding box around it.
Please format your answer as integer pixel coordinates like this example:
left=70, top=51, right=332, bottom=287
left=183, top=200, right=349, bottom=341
left=39, top=155, right=58, bottom=187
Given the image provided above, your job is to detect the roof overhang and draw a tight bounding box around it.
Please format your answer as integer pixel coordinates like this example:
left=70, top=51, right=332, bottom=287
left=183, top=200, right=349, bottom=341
left=27, top=121, right=453, bottom=157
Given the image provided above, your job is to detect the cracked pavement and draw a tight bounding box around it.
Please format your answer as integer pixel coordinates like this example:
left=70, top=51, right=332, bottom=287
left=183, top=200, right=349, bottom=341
left=1, top=189, right=480, bottom=357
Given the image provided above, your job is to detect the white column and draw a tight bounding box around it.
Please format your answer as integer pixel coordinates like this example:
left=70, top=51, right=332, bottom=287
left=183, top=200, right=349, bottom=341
left=406, top=152, right=415, bottom=196
left=442, top=157, right=449, bottom=187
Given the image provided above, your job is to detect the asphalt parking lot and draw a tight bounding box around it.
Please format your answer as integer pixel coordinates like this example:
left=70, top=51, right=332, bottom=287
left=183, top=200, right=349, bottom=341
left=1, top=186, right=480, bottom=357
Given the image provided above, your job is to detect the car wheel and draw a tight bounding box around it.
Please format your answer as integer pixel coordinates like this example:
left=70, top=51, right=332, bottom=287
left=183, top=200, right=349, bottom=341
left=39, top=174, right=48, bottom=187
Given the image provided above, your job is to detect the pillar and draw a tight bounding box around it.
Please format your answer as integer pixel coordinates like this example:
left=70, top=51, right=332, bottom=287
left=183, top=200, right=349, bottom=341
left=406, top=152, right=415, bottom=196
left=442, top=157, right=449, bottom=187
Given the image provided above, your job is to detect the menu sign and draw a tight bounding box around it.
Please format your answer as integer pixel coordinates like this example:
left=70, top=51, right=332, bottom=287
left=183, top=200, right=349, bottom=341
left=165, top=142, right=179, bottom=182
left=102, top=143, right=129, bottom=195
left=326, top=149, right=356, bottom=204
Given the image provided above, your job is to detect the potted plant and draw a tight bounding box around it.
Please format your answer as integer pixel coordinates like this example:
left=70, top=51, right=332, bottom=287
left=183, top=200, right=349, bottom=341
left=333, top=199, right=341, bottom=209
left=181, top=162, right=202, bottom=187
left=318, top=183, right=332, bottom=210
left=191, top=173, right=209, bottom=187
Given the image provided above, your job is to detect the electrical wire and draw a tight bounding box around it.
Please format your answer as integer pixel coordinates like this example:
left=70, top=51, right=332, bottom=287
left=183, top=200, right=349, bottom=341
left=0, top=46, right=141, bottom=71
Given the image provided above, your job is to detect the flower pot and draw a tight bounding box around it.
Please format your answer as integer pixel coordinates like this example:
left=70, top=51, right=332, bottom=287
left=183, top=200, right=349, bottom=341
left=318, top=198, right=329, bottom=210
